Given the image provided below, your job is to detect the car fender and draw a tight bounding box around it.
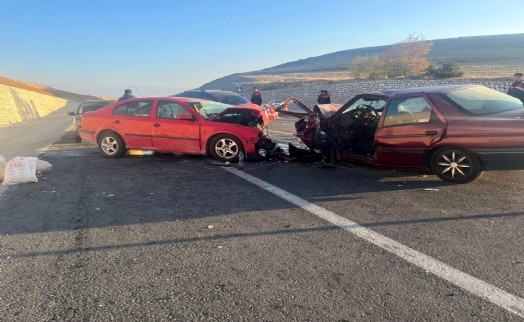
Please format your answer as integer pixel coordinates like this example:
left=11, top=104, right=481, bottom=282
left=204, top=128, right=261, bottom=155
left=95, top=126, right=126, bottom=145
left=423, top=142, right=486, bottom=170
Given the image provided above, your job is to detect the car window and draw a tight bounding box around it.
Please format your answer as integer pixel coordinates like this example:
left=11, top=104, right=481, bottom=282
left=78, top=101, right=114, bottom=114
left=157, top=101, right=192, bottom=120
left=113, top=100, right=153, bottom=117
left=444, top=86, right=523, bottom=115
left=383, top=96, right=435, bottom=127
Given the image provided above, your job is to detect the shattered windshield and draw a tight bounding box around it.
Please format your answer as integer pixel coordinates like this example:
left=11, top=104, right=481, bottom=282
left=444, top=86, right=524, bottom=115
left=342, top=98, right=387, bottom=114
left=186, top=101, right=232, bottom=119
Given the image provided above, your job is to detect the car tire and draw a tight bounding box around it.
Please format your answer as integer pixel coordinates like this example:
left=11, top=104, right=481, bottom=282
left=74, top=134, right=82, bottom=143
left=98, top=132, right=127, bottom=158
left=209, top=134, right=243, bottom=162
left=430, top=147, right=482, bottom=184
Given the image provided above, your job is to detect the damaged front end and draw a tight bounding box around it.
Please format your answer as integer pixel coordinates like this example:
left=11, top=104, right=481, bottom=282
left=275, top=99, right=342, bottom=162
left=275, top=98, right=384, bottom=164
left=212, top=107, right=266, bottom=130
left=211, top=106, right=281, bottom=159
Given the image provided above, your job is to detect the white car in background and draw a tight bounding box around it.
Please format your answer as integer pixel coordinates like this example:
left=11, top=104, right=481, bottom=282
left=69, top=100, right=116, bottom=142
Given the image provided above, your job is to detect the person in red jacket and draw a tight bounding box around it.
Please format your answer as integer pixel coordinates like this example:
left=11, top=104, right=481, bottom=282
left=508, top=72, right=524, bottom=104
left=250, top=87, right=263, bottom=106
left=317, top=90, right=331, bottom=104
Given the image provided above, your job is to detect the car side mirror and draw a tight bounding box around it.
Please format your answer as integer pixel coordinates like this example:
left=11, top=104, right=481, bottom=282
left=178, top=114, right=194, bottom=121
left=68, top=112, right=76, bottom=116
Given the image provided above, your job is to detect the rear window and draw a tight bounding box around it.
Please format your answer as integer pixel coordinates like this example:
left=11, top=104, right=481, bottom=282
left=208, top=92, right=248, bottom=105
left=444, top=86, right=523, bottom=115
left=175, top=91, right=209, bottom=100
left=173, top=91, right=248, bottom=105
left=78, top=101, right=114, bottom=114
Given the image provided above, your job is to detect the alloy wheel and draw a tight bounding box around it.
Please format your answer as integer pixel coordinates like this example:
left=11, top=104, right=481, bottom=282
left=214, top=138, right=239, bottom=160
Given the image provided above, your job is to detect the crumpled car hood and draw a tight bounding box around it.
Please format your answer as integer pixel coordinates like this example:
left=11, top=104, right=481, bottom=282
left=211, top=105, right=265, bottom=128
left=275, top=98, right=343, bottom=120
left=313, top=103, right=344, bottom=119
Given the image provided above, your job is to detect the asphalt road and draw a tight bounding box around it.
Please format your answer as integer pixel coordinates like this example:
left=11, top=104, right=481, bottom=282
left=0, top=112, right=523, bottom=321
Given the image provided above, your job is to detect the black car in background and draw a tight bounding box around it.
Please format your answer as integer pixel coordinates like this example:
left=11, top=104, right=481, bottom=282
left=69, top=100, right=115, bottom=142
left=171, top=90, right=248, bottom=106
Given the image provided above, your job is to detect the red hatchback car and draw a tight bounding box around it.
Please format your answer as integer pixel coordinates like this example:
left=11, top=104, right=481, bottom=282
left=278, top=85, right=524, bottom=183
left=78, top=97, right=272, bottom=162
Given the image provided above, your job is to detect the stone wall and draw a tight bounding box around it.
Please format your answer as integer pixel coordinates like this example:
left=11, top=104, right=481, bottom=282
left=0, top=84, right=70, bottom=128
left=261, top=79, right=513, bottom=108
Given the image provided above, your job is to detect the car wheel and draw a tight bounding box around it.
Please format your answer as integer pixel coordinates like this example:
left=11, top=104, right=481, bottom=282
left=74, top=133, right=82, bottom=143
left=431, top=147, right=482, bottom=184
left=98, top=132, right=127, bottom=158
left=210, top=134, right=243, bottom=162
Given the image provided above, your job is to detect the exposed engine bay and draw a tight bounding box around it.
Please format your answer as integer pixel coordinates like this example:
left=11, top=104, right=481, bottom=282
left=277, top=98, right=385, bottom=163
left=213, top=109, right=265, bottom=129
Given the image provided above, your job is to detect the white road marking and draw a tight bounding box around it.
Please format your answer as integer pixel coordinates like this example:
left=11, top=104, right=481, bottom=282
left=224, top=167, right=524, bottom=318
left=268, top=130, right=295, bottom=136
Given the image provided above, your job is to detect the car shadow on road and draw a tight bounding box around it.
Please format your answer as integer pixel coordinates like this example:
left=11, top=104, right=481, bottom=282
left=0, top=130, right=507, bottom=238
left=2, top=211, right=522, bottom=260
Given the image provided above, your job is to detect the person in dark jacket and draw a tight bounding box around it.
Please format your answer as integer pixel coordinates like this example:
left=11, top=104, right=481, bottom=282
left=118, top=89, right=136, bottom=101
left=317, top=90, right=331, bottom=104
left=508, top=72, right=524, bottom=104
left=250, top=87, right=262, bottom=106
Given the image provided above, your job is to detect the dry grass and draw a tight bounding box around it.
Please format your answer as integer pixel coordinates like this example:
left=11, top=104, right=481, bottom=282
left=461, top=65, right=524, bottom=78
left=0, top=76, right=55, bottom=96
left=0, top=76, right=110, bottom=101
left=97, top=96, right=117, bottom=100
left=241, top=64, right=524, bottom=85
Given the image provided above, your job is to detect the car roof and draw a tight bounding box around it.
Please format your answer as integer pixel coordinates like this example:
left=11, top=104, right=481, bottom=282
left=110, top=97, right=214, bottom=103
left=172, top=89, right=240, bottom=96
left=366, top=84, right=475, bottom=98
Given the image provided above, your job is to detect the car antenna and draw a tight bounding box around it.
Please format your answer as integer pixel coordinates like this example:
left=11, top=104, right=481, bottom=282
left=134, top=86, right=143, bottom=97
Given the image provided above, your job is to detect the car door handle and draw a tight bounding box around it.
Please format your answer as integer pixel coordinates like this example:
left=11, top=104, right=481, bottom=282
left=153, top=123, right=161, bottom=127
left=425, top=130, right=438, bottom=135
left=114, top=120, right=121, bottom=124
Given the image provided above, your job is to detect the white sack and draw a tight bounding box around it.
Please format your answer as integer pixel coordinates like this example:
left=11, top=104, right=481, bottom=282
left=0, top=155, right=5, bottom=182
left=2, top=157, right=38, bottom=186
left=36, top=160, right=53, bottom=174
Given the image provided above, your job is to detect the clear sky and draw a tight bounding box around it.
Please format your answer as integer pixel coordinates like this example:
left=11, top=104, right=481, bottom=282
left=1, top=0, right=523, bottom=98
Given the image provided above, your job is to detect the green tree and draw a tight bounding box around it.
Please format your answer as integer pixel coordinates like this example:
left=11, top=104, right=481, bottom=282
left=426, top=61, right=464, bottom=78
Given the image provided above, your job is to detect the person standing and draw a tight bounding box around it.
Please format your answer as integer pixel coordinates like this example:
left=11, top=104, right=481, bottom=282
left=317, top=90, right=331, bottom=104
left=250, top=87, right=262, bottom=106
left=118, top=89, right=136, bottom=101
left=508, top=72, right=524, bottom=104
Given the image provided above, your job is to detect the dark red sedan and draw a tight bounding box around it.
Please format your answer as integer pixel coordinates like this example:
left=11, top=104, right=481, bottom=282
left=79, top=97, right=273, bottom=162
left=278, top=85, right=524, bottom=183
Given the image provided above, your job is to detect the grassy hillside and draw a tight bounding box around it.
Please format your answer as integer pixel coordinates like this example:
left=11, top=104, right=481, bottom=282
left=0, top=76, right=105, bottom=102
left=201, top=33, right=524, bottom=91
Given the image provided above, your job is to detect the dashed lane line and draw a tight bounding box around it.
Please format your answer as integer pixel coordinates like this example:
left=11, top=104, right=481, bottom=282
left=223, top=167, right=524, bottom=318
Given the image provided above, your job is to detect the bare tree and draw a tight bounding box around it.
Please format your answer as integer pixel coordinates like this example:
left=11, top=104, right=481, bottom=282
left=383, top=33, right=433, bottom=77
left=351, top=55, right=387, bottom=79
left=350, top=33, right=433, bottom=79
